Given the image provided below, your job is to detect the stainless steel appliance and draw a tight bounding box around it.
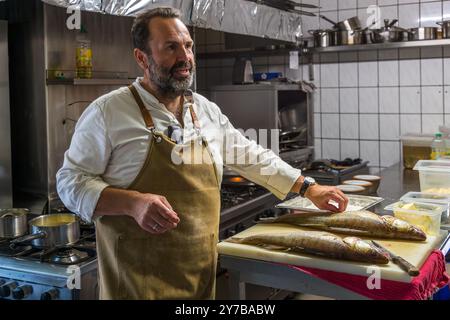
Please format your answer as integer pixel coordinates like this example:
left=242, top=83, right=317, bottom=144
left=0, top=222, right=98, bottom=300
left=209, top=83, right=314, bottom=161
left=0, top=20, right=12, bottom=208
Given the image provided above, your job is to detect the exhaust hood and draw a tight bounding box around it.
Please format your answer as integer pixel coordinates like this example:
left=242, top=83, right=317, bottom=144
left=41, top=0, right=303, bottom=42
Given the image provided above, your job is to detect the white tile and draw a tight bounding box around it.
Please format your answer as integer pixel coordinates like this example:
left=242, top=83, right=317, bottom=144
left=314, top=113, right=321, bottom=138
left=399, top=59, right=421, bottom=86
left=339, top=62, right=358, bottom=87
left=379, top=61, right=399, bottom=86
left=360, top=140, right=380, bottom=167
left=358, top=0, right=376, bottom=9
left=302, top=16, right=320, bottom=34
left=358, top=61, right=378, bottom=87
left=380, top=141, right=401, bottom=167
left=380, top=114, right=400, bottom=140
left=380, top=5, right=399, bottom=23
left=400, top=114, right=422, bottom=135
left=340, top=114, right=359, bottom=139
left=313, top=89, right=321, bottom=113
left=369, top=167, right=382, bottom=174
left=422, top=87, right=444, bottom=114
left=322, top=139, right=340, bottom=160
left=422, top=114, right=444, bottom=134
left=314, top=139, right=322, bottom=159
left=357, top=7, right=371, bottom=29
left=339, top=9, right=358, bottom=21
left=420, top=1, right=442, bottom=27
left=321, top=88, right=339, bottom=112
left=322, top=114, right=340, bottom=138
left=421, top=47, right=442, bottom=59
left=340, top=140, right=360, bottom=159
left=339, top=0, right=357, bottom=10
left=399, top=48, right=420, bottom=59
left=378, top=0, right=398, bottom=6
left=320, top=64, right=339, bottom=88
left=399, top=4, right=420, bottom=28
left=445, top=1, right=450, bottom=21
left=359, top=87, right=378, bottom=113
left=421, top=59, right=443, bottom=86
left=444, top=58, right=450, bottom=85
left=320, top=0, right=338, bottom=11
left=379, top=49, right=398, bottom=60
left=445, top=86, right=450, bottom=113
left=340, top=88, right=359, bottom=113
left=379, top=87, right=399, bottom=113
left=359, top=114, right=379, bottom=140
left=446, top=114, right=450, bottom=126
left=400, top=87, right=421, bottom=113
left=319, top=11, right=338, bottom=29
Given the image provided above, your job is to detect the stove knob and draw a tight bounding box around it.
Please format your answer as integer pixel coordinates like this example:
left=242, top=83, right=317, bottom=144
left=41, top=288, right=59, bottom=300
left=0, top=281, right=18, bottom=298
left=12, top=285, right=33, bottom=300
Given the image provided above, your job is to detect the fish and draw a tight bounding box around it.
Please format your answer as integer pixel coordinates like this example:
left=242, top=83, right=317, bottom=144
left=258, top=210, right=427, bottom=241
left=226, top=230, right=389, bottom=264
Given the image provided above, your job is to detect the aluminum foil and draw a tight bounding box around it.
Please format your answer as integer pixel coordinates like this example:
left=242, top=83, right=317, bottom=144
left=41, top=0, right=193, bottom=24
left=41, top=0, right=302, bottom=42
left=191, top=0, right=302, bottom=42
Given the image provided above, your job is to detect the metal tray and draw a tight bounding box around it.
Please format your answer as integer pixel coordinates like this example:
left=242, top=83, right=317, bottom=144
left=276, top=194, right=384, bottom=213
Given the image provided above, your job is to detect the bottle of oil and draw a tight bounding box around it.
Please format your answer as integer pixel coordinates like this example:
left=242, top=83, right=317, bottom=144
left=431, top=133, right=446, bottom=160
left=76, top=25, right=92, bottom=79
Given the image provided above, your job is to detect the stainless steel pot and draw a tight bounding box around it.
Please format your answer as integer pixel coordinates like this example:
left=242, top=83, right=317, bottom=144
left=370, top=19, right=410, bottom=43
left=437, top=20, right=450, bottom=38
left=320, top=15, right=361, bottom=31
left=409, top=27, right=438, bottom=40
left=10, top=213, right=79, bottom=248
left=278, top=103, right=307, bottom=134
left=331, top=30, right=366, bottom=45
left=309, top=29, right=334, bottom=47
left=0, top=208, right=28, bottom=238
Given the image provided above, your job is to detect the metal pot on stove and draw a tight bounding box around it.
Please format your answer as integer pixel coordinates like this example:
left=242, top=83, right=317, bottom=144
left=0, top=208, right=29, bottom=238
left=10, top=213, right=80, bottom=248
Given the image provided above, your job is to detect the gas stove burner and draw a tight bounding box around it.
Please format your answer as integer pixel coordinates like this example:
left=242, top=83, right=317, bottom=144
left=49, top=248, right=89, bottom=265
left=0, top=243, right=34, bottom=257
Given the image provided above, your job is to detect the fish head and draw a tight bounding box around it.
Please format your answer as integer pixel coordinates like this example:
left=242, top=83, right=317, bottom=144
left=382, top=215, right=427, bottom=241
left=343, top=237, right=390, bottom=264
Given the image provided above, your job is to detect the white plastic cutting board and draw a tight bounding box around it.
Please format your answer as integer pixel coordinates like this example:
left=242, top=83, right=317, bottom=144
left=217, top=223, right=447, bottom=283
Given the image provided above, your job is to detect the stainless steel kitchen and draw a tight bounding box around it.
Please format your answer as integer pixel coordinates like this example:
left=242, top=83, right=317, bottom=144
left=0, top=0, right=450, bottom=306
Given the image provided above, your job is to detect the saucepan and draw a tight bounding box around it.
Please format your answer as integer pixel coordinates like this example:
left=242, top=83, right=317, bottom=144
left=320, top=15, right=361, bottom=31
left=437, top=20, right=450, bottom=38
left=408, top=27, right=438, bottom=41
left=0, top=208, right=29, bottom=238
left=10, top=213, right=80, bottom=248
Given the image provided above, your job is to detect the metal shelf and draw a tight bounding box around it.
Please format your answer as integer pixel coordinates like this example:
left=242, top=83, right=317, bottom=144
left=45, top=70, right=133, bottom=85
left=46, top=78, right=134, bottom=85
left=310, top=39, right=450, bottom=53
left=196, top=48, right=302, bottom=59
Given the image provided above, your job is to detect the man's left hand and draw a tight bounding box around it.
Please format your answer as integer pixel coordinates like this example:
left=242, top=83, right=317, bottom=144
left=305, top=184, right=348, bottom=212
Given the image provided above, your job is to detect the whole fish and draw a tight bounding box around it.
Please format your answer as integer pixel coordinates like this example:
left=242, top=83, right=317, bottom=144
left=226, top=231, right=389, bottom=264
left=259, top=210, right=426, bottom=241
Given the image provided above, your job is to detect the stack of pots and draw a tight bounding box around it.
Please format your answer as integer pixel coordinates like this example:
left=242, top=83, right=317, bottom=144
left=310, top=15, right=368, bottom=47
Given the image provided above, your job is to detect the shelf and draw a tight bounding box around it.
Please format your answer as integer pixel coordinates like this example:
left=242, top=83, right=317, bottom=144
left=47, top=78, right=134, bottom=86
left=196, top=48, right=303, bottom=59
left=309, top=39, right=450, bottom=53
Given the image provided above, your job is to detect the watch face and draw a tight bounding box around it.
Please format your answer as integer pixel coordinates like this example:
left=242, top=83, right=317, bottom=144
left=305, top=177, right=316, bottom=184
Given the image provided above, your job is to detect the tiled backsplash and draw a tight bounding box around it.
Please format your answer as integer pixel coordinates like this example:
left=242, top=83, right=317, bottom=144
left=196, top=1, right=450, bottom=173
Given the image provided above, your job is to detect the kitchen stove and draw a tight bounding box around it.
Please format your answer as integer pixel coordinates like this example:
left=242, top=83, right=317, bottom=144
left=0, top=231, right=98, bottom=300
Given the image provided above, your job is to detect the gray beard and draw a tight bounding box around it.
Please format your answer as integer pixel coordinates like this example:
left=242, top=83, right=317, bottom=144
left=148, top=55, right=194, bottom=98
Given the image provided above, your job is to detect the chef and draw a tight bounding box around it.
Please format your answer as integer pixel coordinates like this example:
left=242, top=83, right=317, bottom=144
left=56, top=7, right=348, bottom=300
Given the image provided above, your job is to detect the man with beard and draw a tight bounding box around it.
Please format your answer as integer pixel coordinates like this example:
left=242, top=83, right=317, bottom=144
left=56, top=7, right=348, bottom=300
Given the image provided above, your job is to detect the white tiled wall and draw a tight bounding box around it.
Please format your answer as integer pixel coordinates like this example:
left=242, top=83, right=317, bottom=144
left=196, top=1, right=450, bottom=173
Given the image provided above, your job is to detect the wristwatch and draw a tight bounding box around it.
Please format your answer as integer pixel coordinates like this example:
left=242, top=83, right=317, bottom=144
left=299, top=177, right=316, bottom=197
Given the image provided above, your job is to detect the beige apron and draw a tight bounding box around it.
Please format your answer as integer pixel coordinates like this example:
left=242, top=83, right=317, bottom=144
left=95, top=85, right=221, bottom=300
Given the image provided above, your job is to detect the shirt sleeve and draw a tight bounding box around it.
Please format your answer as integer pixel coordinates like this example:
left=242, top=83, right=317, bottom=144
left=56, top=101, right=112, bottom=223
left=211, top=102, right=302, bottom=200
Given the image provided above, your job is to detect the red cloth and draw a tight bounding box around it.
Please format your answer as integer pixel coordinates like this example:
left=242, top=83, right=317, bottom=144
left=284, top=250, right=449, bottom=300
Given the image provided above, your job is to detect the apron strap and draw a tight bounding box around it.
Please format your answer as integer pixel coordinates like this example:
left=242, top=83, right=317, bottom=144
left=128, top=85, right=201, bottom=131
left=128, top=85, right=154, bottom=129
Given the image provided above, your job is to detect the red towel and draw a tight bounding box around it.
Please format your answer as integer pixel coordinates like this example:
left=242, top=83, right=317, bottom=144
left=284, top=250, right=449, bottom=300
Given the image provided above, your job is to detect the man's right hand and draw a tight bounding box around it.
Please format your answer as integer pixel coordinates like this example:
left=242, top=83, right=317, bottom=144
left=129, top=193, right=180, bottom=234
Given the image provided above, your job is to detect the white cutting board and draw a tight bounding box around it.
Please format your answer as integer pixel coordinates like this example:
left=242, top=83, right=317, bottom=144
left=217, top=223, right=447, bottom=283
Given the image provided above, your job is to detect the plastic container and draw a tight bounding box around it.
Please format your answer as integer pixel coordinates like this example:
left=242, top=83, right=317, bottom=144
left=400, top=134, right=434, bottom=169
left=413, top=160, right=450, bottom=194
left=393, top=201, right=443, bottom=236
left=400, top=192, right=450, bottom=224
left=431, top=133, right=446, bottom=160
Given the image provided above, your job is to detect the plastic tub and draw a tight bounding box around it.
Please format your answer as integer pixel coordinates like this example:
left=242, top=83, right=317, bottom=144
left=413, top=160, right=450, bottom=194
left=401, top=134, right=434, bottom=169
left=400, top=192, right=450, bottom=224
left=393, top=201, right=443, bottom=236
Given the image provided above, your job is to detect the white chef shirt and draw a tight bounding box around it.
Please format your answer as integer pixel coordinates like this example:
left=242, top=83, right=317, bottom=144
left=56, top=78, right=302, bottom=222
